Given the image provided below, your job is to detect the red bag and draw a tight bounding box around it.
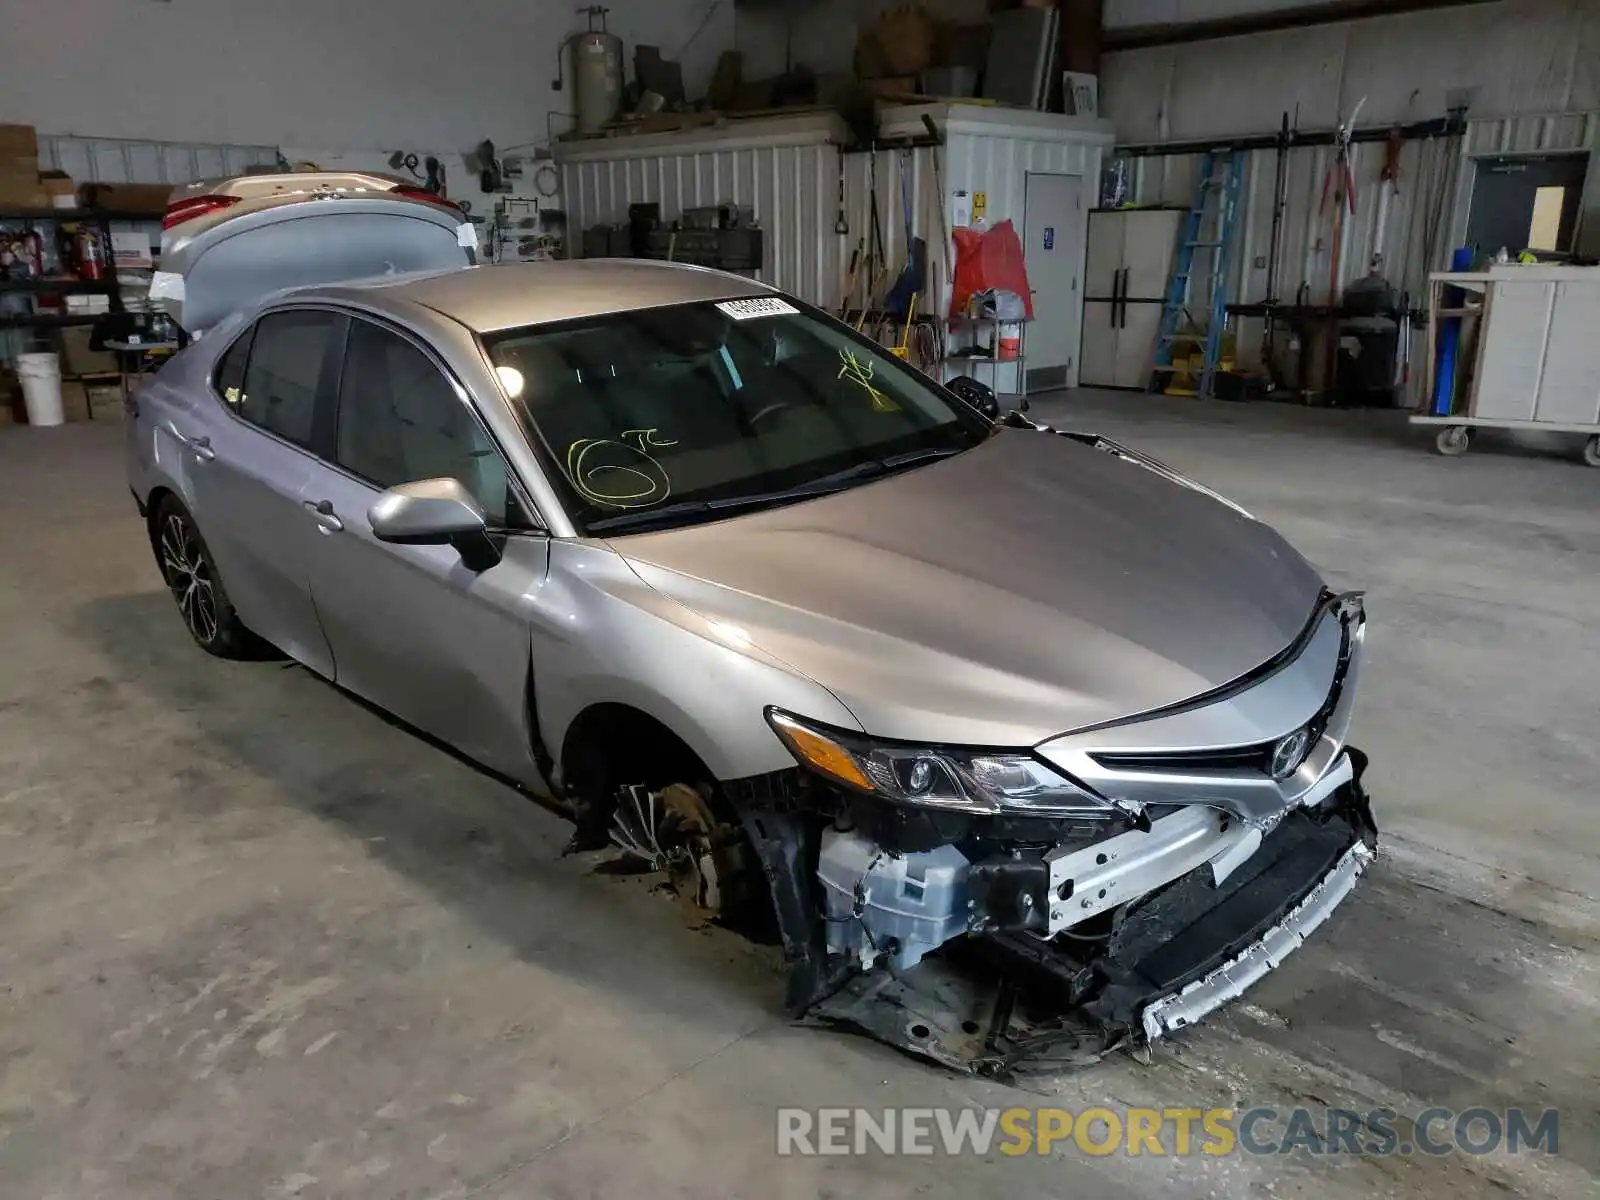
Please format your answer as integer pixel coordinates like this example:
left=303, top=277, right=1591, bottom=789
left=949, top=219, right=1034, bottom=319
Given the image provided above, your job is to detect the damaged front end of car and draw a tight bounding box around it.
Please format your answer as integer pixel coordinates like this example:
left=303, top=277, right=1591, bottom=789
left=708, top=590, right=1376, bottom=1078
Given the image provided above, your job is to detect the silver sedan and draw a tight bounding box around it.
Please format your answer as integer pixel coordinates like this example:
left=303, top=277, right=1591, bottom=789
left=127, top=186, right=1373, bottom=1075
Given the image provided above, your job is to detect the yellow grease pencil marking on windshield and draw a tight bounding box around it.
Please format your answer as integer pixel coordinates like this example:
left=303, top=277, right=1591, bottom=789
left=565, top=437, right=672, bottom=509
left=837, top=349, right=899, bottom=413
left=622, top=427, right=679, bottom=451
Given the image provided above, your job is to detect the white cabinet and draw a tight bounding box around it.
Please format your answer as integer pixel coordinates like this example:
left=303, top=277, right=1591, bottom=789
left=1456, top=269, right=1600, bottom=426
left=1078, top=209, right=1182, bottom=388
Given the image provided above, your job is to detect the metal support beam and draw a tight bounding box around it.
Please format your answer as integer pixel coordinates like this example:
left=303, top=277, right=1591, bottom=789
left=1104, top=0, right=1497, bottom=51
left=1114, top=114, right=1467, bottom=159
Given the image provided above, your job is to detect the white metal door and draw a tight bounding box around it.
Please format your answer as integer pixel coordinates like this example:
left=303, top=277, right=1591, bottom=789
left=1120, top=209, right=1183, bottom=300
left=1023, top=173, right=1084, bottom=387
left=1079, top=300, right=1119, bottom=387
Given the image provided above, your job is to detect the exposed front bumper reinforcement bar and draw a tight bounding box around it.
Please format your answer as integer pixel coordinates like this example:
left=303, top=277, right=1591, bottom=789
left=801, top=754, right=1376, bottom=1081
left=1140, top=837, right=1373, bottom=1041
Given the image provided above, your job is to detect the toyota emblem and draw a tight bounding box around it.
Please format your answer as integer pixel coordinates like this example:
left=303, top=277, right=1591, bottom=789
left=1270, top=728, right=1311, bottom=780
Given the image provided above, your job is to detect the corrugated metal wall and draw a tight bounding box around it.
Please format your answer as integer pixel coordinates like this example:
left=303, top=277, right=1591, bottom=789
left=564, top=139, right=850, bottom=306
left=558, top=112, right=950, bottom=317
left=1119, top=112, right=1597, bottom=316
left=1102, top=0, right=1600, bottom=144
left=558, top=110, right=1110, bottom=392
left=39, top=135, right=278, bottom=187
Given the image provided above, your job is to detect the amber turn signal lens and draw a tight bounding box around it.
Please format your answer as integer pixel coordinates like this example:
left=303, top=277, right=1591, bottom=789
left=768, top=712, right=875, bottom=793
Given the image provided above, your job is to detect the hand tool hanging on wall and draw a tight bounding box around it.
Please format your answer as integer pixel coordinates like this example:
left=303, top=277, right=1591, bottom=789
left=1369, top=127, right=1404, bottom=272
left=922, top=115, right=952, bottom=317
left=839, top=237, right=863, bottom=318
left=857, top=144, right=889, bottom=330
left=834, top=144, right=849, bottom=236
left=1319, top=97, right=1366, bottom=305
left=885, top=148, right=926, bottom=319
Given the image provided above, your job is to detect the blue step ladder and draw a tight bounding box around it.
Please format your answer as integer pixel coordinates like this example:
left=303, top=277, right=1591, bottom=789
left=1151, top=149, right=1245, bottom=398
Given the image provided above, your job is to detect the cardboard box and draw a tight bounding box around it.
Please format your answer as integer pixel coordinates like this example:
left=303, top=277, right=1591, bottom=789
left=77, top=181, right=172, bottom=216
left=57, top=326, right=120, bottom=377
left=111, top=229, right=154, bottom=269
left=87, top=382, right=124, bottom=421
left=0, top=124, right=38, bottom=158
left=59, top=380, right=91, bottom=422
left=0, top=164, right=46, bottom=209
left=40, top=171, right=76, bottom=208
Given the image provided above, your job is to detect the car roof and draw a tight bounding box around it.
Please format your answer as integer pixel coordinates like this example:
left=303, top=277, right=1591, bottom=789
left=313, top=260, right=775, bottom=333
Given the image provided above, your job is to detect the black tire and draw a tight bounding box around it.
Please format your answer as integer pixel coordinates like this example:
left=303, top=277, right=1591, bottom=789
left=1583, top=435, right=1600, bottom=469
left=152, top=495, right=268, bottom=659
left=1434, top=425, right=1472, bottom=457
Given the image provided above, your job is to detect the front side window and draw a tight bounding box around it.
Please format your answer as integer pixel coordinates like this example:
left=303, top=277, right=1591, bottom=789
left=334, top=319, right=511, bottom=524
left=235, top=310, right=336, bottom=448
left=483, top=299, right=992, bottom=534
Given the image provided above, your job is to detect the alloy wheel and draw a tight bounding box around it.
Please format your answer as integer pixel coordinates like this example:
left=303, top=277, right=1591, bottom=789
left=159, top=513, right=220, bottom=645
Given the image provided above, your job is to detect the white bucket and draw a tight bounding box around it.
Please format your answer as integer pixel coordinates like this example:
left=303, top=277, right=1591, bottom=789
left=16, top=351, right=64, bottom=427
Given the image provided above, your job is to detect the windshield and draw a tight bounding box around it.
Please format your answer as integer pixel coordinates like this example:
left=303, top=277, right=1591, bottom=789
left=482, top=297, right=993, bottom=534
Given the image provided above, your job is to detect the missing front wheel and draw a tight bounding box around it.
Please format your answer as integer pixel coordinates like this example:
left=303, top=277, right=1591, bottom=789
left=607, top=782, right=769, bottom=933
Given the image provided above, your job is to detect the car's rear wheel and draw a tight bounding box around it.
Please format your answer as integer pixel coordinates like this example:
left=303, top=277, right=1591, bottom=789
left=153, top=495, right=264, bottom=659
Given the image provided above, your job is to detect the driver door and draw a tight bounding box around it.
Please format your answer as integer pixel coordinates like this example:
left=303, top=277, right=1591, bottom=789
left=300, top=313, right=549, bottom=787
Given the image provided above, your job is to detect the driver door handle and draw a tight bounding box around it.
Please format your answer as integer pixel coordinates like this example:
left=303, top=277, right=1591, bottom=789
left=304, top=498, right=344, bottom=533
left=185, top=433, right=215, bottom=462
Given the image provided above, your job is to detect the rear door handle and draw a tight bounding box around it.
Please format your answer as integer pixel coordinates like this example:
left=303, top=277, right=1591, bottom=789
left=185, top=433, right=215, bottom=461
left=304, top=499, right=344, bottom=533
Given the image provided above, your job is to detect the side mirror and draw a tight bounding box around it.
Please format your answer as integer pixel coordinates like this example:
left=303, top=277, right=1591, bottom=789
left=369, top=478, right=501, bottom=571
left=945, top=375, right=1000, bottom=420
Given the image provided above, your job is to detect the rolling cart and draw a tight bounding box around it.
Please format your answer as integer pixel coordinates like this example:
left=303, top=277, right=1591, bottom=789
left=1414, top=267, right=1600, bottom=466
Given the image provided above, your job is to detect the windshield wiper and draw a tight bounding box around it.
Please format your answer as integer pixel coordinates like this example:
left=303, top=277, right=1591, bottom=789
left=585, top=449, right=963, bottom=535
left=879, top=446, right=964, bottom=471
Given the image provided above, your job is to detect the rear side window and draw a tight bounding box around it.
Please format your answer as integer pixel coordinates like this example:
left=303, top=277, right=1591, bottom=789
left=212, top=327, right=253, bottom=408
left=235, top=310, right=337, bottom=448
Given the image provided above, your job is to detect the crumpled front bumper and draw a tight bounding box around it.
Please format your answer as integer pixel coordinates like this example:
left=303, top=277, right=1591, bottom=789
left=804, top=750, right=1377, bottom=1077
left=1141, top=837, right=1372, bottom=1040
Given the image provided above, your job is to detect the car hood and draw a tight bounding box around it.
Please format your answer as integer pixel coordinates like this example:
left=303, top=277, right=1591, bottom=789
left=613, top=429, right=1326, bottom=746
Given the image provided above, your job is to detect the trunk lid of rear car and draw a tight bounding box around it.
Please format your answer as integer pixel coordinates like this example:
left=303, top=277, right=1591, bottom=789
left=151, top=173, right=477, bottom=335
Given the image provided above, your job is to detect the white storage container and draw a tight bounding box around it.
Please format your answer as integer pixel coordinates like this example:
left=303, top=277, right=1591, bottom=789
left=16, top=351, right=64, bottom=427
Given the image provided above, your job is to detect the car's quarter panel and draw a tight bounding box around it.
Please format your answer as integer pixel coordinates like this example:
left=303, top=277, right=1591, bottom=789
left=186, top=423, right=335, bottom=674
left=127, top=317, right=336, bottom=676
left=124, top=311, right=251, bottom=510
left=533, top=540, right=862, bottom=785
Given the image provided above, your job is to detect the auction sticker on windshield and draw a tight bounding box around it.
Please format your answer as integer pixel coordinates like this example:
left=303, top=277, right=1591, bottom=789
left=717, top=298, right=799, bottom=320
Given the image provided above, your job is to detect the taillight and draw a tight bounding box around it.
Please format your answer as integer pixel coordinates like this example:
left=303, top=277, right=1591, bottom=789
left=162, top=194, right=242, bottom=230
left=391, top=184, right=460, bottom=211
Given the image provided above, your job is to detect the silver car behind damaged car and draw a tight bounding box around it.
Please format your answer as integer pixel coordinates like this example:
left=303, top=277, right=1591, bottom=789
left=124, top=176, right=1374, bottom=1076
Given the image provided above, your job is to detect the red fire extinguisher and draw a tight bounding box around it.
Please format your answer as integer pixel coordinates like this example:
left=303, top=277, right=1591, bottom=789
left=76, top=226, right=105, bottom=281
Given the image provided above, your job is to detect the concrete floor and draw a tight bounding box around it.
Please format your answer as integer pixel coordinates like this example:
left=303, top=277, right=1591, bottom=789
left=1, top=390, right=1596, bottom=1199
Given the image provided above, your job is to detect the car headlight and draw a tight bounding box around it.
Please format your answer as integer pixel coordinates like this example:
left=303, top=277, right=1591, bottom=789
left=766, top=709, right=1117, bottom=818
